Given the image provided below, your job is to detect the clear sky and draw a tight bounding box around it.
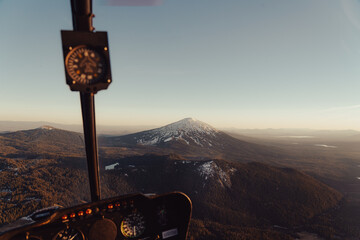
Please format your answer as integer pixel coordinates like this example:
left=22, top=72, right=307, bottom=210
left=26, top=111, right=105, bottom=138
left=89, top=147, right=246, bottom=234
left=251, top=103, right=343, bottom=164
left=1, top=0, right=360, bottom=130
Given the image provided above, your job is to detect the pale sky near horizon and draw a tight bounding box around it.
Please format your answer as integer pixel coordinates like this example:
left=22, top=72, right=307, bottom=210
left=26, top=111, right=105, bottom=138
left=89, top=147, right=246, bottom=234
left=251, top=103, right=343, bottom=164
left=1, top=0, right=360, bottom=130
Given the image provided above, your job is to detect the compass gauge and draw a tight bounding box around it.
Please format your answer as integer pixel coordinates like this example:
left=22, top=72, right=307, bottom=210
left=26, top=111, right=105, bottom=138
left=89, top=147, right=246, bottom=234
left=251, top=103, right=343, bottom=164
left=65, top=45, right=106, bottom=85
left=61, top=31, right=112, bottom=93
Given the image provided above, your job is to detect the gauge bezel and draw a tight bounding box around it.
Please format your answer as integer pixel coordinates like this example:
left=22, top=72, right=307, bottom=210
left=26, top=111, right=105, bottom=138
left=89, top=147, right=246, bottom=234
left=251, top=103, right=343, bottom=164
left=120, top=211, right=146, bottom=238
left=52, top=227, right=85, bottom=240
left=65, top=45, right=107, bottom=86
left=61, top=31, right=112, bottom=93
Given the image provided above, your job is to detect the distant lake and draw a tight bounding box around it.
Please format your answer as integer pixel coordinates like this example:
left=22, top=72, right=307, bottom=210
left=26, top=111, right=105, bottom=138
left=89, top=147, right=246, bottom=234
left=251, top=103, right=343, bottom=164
left=278, top=136, right=315, bottom=139
left=314, top=144, right=337, bottom=148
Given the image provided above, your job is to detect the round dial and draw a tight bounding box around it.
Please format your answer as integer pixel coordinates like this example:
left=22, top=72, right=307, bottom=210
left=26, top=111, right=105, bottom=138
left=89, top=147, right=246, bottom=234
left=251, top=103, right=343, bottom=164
left=53, top=228, right=84, bottom=240
left=65, top=45, right=106, bottom=85
left=120, top=211, right=146, bottom=238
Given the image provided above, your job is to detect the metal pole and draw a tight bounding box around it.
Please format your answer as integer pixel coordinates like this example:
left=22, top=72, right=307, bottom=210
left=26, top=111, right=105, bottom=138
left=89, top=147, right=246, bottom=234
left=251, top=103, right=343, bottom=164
left=70, top=0, right=101, bottom=202
left=80, top=92, right=100, bottom=202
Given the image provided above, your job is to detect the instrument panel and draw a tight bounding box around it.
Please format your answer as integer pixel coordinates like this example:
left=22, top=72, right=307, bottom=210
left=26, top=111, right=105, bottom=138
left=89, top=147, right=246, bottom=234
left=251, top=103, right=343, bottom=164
left=0, top=192, right=192, bottom=240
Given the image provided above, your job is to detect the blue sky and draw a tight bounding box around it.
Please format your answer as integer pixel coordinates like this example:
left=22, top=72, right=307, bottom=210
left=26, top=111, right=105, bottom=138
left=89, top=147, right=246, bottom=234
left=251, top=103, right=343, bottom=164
left=1, top=0, right=360, bottom=130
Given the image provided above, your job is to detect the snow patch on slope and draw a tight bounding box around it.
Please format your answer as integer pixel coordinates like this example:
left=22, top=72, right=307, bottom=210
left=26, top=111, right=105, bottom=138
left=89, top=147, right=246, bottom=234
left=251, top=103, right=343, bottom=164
left=198, top=161, right=215, bottom=179
left=105, top=163, right=119, bottom=170
left=198, top=161, right=236, bottom=188
left=39, top=126, right=54, bottom=130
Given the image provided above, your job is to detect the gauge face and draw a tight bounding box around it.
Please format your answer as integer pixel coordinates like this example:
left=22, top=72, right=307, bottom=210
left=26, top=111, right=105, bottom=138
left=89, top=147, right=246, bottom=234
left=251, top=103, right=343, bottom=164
left=65, top=45, right=106, bottom=85
left=120, top=211, right=146, bottom=238
left=53, top=227, right=84, bottom=240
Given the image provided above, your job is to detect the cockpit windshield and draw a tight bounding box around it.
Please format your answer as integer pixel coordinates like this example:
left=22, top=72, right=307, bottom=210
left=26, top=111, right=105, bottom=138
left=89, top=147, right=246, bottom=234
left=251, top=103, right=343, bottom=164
left=1, top=1, right=360, bottom=239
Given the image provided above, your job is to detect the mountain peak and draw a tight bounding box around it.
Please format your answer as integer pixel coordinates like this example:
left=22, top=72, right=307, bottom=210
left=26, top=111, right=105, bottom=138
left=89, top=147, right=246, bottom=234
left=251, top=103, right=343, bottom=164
left=180, top=117, right=197, bottom=122
left=163, top=118, right=218, bottom=133
left=133, top=118, right=219, bottom=146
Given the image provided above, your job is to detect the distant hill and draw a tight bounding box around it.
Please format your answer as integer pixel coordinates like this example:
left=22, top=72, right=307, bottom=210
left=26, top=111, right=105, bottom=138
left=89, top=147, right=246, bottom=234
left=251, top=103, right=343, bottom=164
left=100, top=118, right=285, bottom=162
left=0, top=121, right=155, bottom=135
left=0, top=126, right=84, bottom=145
left=0, top=127, right=85, bottom=158
left=0, top=121, right=82, bottom=133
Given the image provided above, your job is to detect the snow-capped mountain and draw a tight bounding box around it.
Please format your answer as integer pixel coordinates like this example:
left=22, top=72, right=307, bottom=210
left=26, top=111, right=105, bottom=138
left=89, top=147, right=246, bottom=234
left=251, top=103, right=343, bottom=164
left=135, top=118, right=219, bottom=147
left=100, top=118, right=283, bottom=162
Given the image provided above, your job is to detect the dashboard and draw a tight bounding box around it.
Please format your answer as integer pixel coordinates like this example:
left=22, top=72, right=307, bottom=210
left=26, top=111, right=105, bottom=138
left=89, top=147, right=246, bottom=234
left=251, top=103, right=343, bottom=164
left=0, top=192, right=192, bottom=240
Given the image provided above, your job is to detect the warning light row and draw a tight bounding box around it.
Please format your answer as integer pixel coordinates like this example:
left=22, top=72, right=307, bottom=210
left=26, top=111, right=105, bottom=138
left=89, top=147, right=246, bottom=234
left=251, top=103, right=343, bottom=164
left=107, top=202, right=124, bottom=209
left=62, top=209, right=92, bottom=220
left=61, top=201, right=134, bottom=221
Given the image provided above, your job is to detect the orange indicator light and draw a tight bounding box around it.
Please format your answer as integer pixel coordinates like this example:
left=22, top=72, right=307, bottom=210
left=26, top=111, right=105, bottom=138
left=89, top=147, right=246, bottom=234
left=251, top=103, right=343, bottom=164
left=70, top=213, right=76, bottom=218
left=108, top=204, right=114, bottom=209
left=85, top=209, right=92, bottom=215
left=115, top=202, right=120, bottom=207
left=78, top=211, right=84, bottom=217
left=62, top=215, right=68, bottom=220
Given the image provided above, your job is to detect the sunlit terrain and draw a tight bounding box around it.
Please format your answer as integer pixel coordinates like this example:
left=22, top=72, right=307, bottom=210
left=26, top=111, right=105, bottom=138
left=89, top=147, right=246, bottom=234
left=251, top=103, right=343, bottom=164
left=0, top=119, right=359, bottom=239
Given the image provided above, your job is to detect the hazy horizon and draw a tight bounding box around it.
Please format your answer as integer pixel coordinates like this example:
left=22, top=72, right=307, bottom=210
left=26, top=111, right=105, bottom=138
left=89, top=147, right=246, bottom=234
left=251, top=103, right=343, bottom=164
left=1, top=119, right=359, bottom=134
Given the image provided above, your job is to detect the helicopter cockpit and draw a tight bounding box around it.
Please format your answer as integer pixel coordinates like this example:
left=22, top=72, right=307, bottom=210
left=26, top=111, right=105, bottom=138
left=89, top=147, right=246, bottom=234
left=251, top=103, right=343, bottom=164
left=0, top=192, right=191, bottom=240
left=0, top=0, right=192, bottom=239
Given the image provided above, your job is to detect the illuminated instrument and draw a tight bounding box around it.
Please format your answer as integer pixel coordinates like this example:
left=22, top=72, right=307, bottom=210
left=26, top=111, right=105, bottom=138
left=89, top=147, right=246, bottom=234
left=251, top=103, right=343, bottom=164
left=0, top=193, right=191, bottom=240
